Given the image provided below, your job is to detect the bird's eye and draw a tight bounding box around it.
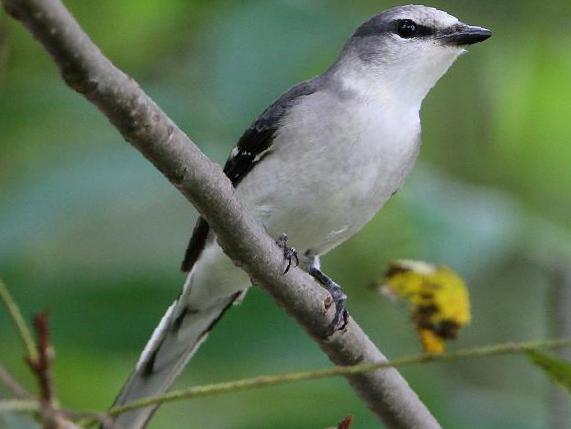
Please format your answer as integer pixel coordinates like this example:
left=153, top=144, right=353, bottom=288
left=396, top=19, right=417, bottom=38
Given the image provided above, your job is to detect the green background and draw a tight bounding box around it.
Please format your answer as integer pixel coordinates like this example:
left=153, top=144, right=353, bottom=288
left=1, top=1, right=571, bottom=428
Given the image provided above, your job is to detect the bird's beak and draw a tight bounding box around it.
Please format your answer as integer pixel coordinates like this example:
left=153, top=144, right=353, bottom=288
left=438, top=24, right=492, bottom=46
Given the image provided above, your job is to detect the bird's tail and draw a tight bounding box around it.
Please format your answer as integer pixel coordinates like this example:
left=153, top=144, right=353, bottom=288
left=109, top=292, right=239, bottom=429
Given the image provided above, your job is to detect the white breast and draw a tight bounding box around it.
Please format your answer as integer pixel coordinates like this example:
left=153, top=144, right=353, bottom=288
left=236, top=88, right=421, bottom=255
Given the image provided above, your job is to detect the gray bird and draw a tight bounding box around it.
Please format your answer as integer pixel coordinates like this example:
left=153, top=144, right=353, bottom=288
left=111, top=5, right=491, bottom=428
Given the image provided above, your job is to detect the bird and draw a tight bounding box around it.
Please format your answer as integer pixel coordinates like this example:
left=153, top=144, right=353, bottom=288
left=110, top=5, right=491, bottom=428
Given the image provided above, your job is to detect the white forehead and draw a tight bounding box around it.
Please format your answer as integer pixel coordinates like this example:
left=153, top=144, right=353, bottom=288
left=384, top=5, right=459, bottom=28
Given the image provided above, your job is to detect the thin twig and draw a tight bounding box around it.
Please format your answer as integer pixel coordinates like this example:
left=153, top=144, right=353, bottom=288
left=27, top=312, right=57, bottom=407
left=0, top=279, right=38, bottom=361
left=0, top=363, right=32, bottom=398
left=0, top=399, right=39, bottom=413
left=74, top=338, right=571, bottom=426
left=0, top=399, right=99, bottom=429
left=0, top=287, right=81, bottom=429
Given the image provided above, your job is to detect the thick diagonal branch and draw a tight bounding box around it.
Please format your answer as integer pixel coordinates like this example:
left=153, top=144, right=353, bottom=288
left=1, top=1, right=441, bottom=428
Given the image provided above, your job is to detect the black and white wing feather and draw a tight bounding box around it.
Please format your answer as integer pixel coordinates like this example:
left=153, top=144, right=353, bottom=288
left=180, top=79, right=318, bottom=272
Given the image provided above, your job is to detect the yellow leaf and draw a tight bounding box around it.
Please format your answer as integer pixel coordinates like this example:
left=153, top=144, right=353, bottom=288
left=378, top=260, right=471, bottom=354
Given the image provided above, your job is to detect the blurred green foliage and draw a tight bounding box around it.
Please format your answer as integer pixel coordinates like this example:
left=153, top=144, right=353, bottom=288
left=528, top=351, right=571, bottom=396
left=1, top=1, right=571, bottom=428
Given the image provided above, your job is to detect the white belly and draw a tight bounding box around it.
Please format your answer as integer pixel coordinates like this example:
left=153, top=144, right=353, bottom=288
left=236, top=90, right=421, bottom=255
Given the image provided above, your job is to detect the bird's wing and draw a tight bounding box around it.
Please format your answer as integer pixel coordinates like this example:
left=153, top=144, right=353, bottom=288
left=180, top=79, right=318, bottom=272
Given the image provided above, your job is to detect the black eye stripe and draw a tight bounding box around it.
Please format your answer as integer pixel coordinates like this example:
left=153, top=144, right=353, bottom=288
left=353, top=16, right=436, bottom=39
left=416, top=24, right=435, bottom=37
left=394, top=19, right=435, bottom=38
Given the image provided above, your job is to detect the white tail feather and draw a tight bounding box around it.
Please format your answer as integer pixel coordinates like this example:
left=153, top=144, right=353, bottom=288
left=110, top=295, right=236, bottom=429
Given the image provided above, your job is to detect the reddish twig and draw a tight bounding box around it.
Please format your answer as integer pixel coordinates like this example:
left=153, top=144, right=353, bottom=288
left=326, top=415, right=353, bottom=429
left=24, top=311, right=80, bottom=429
left=337, top=416, right=353, bottom=429
left=26, top=312, right=56, bottom=406
left=24, top=312, right=83, bottom=429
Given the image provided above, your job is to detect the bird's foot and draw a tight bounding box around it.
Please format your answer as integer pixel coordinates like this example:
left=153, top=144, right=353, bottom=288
left=276, top=233, right=299, bottom=274
left=309, top=267, right=349, bottom=335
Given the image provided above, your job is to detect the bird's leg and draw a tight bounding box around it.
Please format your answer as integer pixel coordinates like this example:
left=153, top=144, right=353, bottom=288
left=275, top=233, right=299, bottom=274
left=308, top=263, right=349, bottom=334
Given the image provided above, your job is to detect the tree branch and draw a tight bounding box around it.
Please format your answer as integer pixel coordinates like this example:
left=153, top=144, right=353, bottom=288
left=1, top=1, right=440, bottom=427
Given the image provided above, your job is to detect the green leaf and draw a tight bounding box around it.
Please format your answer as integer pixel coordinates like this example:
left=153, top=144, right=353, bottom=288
left=528, top=350, right=571, bottom=395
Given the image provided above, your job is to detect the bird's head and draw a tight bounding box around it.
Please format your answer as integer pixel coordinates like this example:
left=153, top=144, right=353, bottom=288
left=333, top=5, right=491, bottom=105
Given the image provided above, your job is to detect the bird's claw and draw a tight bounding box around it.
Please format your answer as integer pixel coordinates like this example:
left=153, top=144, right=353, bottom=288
left=276, top=233, right=299, bottom=274
left=309, top=267, right=349, bottom=336
left=325, top=282, right=349, bottom=335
